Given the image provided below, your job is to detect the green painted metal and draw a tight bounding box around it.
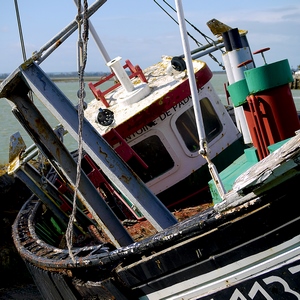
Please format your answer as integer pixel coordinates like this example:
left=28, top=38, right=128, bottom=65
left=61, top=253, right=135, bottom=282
left=210, top=138, right=292, bottom=204
left=227, top=79, right=249, bottom=107
left=227, top=60, right=293, bottom=107
left=209, top=147, right=259, bottom=204
left=245, top=59, right=293, bottom=94
left=50, top=217, right=64, bottom=235
left=267, top=138, right=291, bottom=153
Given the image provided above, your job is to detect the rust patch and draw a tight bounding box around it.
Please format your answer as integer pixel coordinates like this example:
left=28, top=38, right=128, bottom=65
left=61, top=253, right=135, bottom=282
left=120, top=174, right=131, bottom=184
left=126, top=203, right=212, bottom=242
left=55, top=40, right=62, bottom=47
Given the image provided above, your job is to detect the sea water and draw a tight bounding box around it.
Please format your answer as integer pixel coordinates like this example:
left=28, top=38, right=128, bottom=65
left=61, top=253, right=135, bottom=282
left=0, top=74, right=300, bottom=164
left=0, top=79, right=102, bottom=164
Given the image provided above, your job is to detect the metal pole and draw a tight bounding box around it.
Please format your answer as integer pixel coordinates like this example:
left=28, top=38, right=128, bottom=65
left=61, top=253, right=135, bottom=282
left=191, top=43, right=224, bottom=60
left=174, top=0, right=226, bottom=199
left=32, top=0, right=107, bottom=64
left=174, top=0, right=206, bottom=154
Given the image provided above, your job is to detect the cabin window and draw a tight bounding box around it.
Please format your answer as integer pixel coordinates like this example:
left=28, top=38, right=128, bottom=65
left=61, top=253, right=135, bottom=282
left=175, top=97, right=222, bottom=152
left=129, top=135, right=174, bottom=182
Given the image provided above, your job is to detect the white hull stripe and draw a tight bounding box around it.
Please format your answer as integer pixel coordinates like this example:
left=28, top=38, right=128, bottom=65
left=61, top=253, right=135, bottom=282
left=141, top=235, right=300, bottom=300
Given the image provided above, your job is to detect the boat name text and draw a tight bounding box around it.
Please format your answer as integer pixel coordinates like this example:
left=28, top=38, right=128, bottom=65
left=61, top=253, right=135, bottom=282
left=125, top=97, right=191, bottom=141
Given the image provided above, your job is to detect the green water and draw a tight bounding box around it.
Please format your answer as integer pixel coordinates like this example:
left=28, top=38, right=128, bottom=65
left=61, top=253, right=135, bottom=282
left=0, top=74, right=300, bottom=164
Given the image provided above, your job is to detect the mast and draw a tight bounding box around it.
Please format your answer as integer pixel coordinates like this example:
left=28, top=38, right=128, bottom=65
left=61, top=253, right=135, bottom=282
left=174, top=0, right=226, bottom=199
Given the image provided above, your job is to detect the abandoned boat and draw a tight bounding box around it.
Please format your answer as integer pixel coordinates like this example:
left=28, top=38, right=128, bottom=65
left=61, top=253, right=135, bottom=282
left=1, top=0, right=300, bottom=299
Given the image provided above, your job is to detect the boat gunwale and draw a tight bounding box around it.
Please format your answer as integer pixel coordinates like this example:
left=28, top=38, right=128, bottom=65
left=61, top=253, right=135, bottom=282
left=12, top=187, right=291, bottom=271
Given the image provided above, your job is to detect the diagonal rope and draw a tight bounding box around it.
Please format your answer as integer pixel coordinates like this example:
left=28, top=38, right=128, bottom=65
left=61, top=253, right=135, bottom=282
left=14, top=0, right=34, bottom=100
left=14, top=0, right=27, bottom=61
left=153, top=0, right=224, bottom=69
left=66, top=0, right=89, bottom=262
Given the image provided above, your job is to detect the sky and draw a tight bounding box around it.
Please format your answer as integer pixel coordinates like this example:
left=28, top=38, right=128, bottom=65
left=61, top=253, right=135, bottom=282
left=0, top=0, right=300, bottom=75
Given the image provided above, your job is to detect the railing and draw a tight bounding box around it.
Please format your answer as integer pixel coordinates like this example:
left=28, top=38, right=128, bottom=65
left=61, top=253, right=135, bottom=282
left=88, top=59, right=148, bottom=107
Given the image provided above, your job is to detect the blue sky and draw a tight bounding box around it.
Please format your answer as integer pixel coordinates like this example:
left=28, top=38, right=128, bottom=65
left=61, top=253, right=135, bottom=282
left=0, top=0, right=299, bottom=74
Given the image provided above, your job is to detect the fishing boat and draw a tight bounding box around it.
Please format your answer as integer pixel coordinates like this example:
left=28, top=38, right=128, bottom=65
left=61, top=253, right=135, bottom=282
left=1, top=0, right=300, bottom=299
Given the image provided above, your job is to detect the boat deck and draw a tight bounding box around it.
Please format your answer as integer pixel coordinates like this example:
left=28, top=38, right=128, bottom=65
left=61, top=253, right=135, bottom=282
left=85, top=57, right=209, bottom=137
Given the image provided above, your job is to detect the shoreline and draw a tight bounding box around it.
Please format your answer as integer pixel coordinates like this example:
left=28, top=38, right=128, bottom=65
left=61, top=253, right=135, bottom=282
left=0, top=76, right=105, bottom=83
left=0, top=71, right=226, bottom=83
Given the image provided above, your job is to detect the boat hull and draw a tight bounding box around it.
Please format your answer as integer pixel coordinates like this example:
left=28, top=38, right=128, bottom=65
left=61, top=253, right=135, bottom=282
left=14, top=174, right=300, bottom=299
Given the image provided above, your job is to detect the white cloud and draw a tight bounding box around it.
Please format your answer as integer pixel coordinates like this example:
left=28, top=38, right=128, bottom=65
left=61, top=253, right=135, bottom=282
left=221, top=5, right=300, bottom=24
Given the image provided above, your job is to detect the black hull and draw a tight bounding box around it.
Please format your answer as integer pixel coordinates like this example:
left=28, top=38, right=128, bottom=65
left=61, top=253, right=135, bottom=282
left=13, top=174, right=300, bottom=299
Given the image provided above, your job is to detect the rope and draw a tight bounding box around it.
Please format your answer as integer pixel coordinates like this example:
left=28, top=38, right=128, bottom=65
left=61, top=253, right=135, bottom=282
left=66, top=0, right=89, bottom=262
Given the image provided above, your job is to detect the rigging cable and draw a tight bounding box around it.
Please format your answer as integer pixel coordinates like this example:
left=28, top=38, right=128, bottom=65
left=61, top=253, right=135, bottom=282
left=153, top=0, right=224, bottom=69
left=14, top=0, right=34, bottom=100
left=14, top=0, right=27, bottom=62
left=66, top=0, right=89, bottom=262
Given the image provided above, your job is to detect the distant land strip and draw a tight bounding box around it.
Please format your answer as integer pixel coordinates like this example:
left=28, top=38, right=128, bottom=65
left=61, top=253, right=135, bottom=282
left=0, top=71, right=225, bottom=82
